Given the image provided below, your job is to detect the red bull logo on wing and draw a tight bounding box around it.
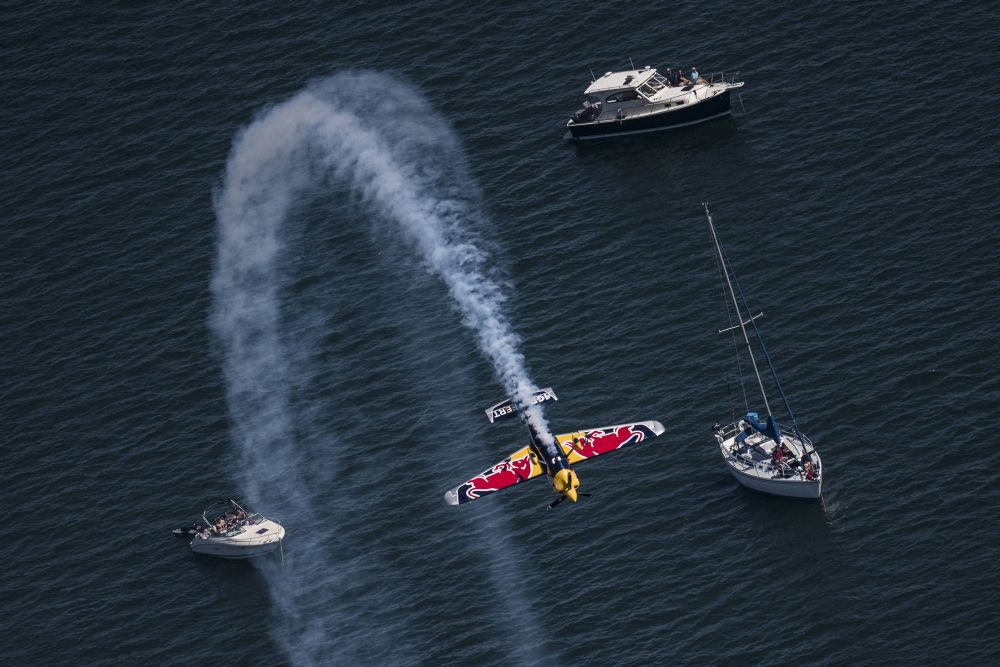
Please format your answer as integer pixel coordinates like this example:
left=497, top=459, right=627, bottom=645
left=457, top=450, right=535, bottom=503
left=573, top=424, right=652, bottom=460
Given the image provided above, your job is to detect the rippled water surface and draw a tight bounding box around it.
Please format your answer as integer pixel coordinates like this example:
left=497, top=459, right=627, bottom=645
left=2, top=2, right=998, bottom=665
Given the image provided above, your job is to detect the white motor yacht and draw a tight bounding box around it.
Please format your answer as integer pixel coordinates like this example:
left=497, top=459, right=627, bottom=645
left=174, top=499, right=285, bottom=559
left=566, top=64, right=744, bottom=140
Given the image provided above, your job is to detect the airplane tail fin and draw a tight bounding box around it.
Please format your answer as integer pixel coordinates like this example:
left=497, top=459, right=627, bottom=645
left=484, top=387, right=558, bottom=423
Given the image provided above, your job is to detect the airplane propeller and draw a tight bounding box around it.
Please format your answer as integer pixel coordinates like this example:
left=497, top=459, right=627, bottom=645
left=546, top=491, right=592, bottom=510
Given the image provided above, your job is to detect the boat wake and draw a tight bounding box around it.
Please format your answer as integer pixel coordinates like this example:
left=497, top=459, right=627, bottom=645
left=210, top=71, right=549, bottom=665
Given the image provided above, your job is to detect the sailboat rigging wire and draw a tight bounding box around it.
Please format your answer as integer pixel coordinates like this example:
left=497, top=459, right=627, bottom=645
left=712, top=230, right=749, bottom=412
left=715, top=229, right=808, bottom=452
left=732, top=322, right=749, bottom=412
left=704, top=205, right=772, bottom=416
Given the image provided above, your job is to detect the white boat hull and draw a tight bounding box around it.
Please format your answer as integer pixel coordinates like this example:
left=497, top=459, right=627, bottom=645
left=190, top=520, right=285, bottom=559
left=725, top=463, right=821, bottom=499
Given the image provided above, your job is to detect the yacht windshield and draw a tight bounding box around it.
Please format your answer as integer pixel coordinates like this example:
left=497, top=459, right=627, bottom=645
left=638, top=74, right=669, bottom=98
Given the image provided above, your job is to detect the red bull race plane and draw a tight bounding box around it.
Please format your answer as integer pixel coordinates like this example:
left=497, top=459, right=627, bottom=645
left=443, top=388, right=665, bottom=509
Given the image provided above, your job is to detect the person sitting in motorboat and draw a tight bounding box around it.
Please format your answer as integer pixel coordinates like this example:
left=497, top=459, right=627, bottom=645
left=213, top=516, right=227, bottom=534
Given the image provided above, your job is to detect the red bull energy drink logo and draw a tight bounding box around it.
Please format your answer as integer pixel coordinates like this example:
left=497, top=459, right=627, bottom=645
left=571, top=424, right=653, bottom=459
left=456, top=450, right=536, bottom=503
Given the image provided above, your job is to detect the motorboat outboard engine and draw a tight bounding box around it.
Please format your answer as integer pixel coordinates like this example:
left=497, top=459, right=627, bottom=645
left=572, top=100, right=601, bottom=123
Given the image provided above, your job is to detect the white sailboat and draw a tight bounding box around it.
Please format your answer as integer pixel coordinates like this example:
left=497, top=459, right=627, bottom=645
left=704, top=204, right=822, bottom=499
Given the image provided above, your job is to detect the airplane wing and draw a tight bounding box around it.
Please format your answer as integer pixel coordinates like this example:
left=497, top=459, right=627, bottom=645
left=443, top=445, right=546, bottom=506
left=556, top=421, right=665, bottom=465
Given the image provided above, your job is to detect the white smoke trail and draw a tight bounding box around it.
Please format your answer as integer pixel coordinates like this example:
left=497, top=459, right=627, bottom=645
left=215, top=72, right=556, bottom=450
left=211, top=71, right=553, bottom=664
left=303, top=77, right=556, bottom=452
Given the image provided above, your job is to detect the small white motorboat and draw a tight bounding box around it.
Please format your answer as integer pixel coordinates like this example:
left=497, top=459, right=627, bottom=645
left=703, top=204, right=822, bottom=499
left=174, top=499, right=285, bottom=559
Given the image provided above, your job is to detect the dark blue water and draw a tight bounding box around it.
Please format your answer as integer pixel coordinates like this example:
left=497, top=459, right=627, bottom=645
left=3, top=2, right=998, bottom=665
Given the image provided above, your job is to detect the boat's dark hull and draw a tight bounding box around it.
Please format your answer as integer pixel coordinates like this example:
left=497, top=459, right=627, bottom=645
left=567, top=89, right=732, bottom=140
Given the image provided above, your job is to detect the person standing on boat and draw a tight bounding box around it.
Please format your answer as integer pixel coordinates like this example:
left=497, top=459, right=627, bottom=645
left=734, top=417, right=752, bottom=445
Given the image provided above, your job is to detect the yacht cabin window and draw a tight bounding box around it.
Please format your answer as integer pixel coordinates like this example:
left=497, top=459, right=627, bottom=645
left=605, top=89, right=641, bottom=103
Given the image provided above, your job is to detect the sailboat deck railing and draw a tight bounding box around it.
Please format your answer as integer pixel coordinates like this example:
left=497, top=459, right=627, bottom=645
left=716, top=422, right=816, bottom=455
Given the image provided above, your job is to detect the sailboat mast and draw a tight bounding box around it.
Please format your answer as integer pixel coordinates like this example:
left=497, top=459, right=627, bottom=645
left=704, top=203, right=773, bottom=416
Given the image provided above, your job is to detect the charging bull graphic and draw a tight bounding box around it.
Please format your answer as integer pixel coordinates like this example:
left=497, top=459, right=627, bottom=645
left=568, top=424, right=657, bottom=461
left=455, top=449, right=539, bottom=504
